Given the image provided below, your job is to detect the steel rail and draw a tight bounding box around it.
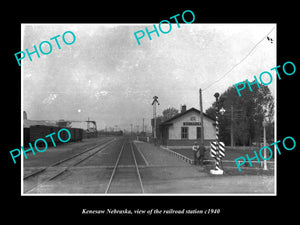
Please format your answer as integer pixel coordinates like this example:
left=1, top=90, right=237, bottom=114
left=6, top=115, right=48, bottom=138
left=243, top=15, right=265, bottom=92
left=24, top=138, right=117, bottom=193
left=24, top=138, right=115, bottom=180
left=130, top=142, right=145, bottom=194
left=104, top=140, right=126, bottom=194
left=105, top=139, right=145, bottom=194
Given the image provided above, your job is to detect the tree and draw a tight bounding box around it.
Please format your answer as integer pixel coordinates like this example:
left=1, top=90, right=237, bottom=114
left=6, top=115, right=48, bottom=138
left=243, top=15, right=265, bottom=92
left=161, top=107, right=179, bottom=122
left=205, top=81, right=274, bottom=146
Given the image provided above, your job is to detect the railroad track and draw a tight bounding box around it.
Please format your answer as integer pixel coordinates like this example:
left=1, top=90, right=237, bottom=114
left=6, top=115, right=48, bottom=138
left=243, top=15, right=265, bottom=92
left=24, top=137, right=117, bottom=193
left=105, top=139, right=144, bottom=194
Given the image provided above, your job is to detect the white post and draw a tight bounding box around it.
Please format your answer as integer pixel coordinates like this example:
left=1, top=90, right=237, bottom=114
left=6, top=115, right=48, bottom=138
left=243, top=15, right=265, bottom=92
left=263, top=121, right=268, bottom=170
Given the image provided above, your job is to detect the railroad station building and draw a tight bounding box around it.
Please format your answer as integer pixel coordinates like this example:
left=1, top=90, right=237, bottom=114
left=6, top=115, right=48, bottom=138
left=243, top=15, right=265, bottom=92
left=157, top=106, right=216, bottom=148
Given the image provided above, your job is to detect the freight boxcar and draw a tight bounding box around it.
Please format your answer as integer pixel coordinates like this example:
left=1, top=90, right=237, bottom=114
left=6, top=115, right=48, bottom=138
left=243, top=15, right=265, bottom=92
left=24, top=125, right=83, bottom=147
left=24, top=127, right=30, bottom=147
left=73, top=128, right=83, bottom=142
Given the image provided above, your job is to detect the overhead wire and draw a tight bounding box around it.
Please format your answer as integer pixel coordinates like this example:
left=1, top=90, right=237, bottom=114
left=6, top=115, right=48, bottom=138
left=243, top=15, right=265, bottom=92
left=202, top=26, right=275, bottom=91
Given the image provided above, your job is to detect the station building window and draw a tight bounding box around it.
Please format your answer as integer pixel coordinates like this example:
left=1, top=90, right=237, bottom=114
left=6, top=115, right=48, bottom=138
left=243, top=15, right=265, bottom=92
left=197, top=127, right=201, bottom=139
left=181, top=127, right=189, bottom=139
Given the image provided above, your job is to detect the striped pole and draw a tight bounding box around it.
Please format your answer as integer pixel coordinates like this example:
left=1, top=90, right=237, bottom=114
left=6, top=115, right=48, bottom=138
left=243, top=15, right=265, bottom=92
left=209, top=93, right=224, bottom=175
left=213, top=92, right=224, bottom=174
left=210, top=141, right=225, bottom=159
left=215, top=96, right=221, bottom=170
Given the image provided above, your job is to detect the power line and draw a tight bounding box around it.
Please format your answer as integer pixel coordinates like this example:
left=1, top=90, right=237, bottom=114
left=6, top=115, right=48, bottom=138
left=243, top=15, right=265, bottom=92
left=203, top=26, right=275, bottom=91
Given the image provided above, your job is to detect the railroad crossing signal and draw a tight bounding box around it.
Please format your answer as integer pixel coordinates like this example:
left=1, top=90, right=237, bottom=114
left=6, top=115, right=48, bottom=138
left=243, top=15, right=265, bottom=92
left=210, top=92, right=225, bottom=175
left=152, top=96, right=160, bottom=105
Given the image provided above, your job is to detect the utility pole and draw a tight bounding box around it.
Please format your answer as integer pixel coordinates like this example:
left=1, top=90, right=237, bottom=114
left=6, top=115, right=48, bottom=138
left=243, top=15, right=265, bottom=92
left=199, top=89, right=205, bottom=164
left=87, top=117, right=90, bottom=139
left=142, top=118, right=145, bottom=133
left=136, top=125, right=139, bottom=141
left=231, top=105, right=234, bottom=147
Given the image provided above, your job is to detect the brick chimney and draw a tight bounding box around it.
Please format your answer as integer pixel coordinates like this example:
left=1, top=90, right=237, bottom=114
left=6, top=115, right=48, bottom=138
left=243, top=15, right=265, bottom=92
left=181, top=104, right=186, bottom=113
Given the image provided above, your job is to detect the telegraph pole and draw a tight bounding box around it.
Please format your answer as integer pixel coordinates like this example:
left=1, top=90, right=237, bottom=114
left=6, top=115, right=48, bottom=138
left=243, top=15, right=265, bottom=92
left=136, top=125, right=139, bottom=141
left=142, top=118, right=145, bottom=133
left=199, top=89, right=205, bottom=164
left=231, top=104, right=234, bottom=147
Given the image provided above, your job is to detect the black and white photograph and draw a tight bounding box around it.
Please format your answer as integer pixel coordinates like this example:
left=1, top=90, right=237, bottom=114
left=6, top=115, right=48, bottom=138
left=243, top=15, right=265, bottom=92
left=4, top=4, right=298, bottom=220
left=21, top=23, right=276, bottom=195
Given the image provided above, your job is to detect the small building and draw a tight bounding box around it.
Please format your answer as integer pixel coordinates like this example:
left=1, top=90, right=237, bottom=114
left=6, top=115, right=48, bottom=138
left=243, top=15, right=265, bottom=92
left=159, top=106, right=216, bottom=148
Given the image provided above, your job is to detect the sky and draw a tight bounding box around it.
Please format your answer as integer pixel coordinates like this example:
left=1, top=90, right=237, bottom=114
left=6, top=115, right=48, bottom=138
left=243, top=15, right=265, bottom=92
left=22, top=23, right=276, bottom=132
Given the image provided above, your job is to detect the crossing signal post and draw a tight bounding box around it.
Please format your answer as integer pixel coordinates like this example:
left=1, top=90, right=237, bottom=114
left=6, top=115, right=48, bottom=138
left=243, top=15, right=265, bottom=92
left=152, top=96, right=160, bottom=146
left=210, top=141, right=225, bottom=159
left=210, top=92, right=226, bottom=175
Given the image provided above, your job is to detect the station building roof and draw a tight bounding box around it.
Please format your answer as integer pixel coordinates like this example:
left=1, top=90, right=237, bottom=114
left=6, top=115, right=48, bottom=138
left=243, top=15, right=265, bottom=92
left=159, top=107, right=216, bottom=127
